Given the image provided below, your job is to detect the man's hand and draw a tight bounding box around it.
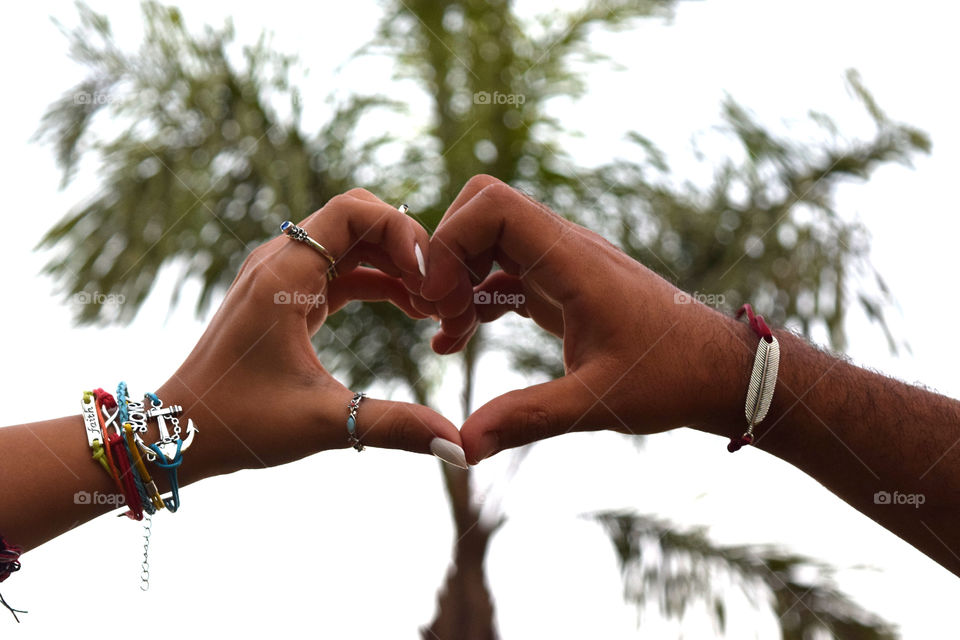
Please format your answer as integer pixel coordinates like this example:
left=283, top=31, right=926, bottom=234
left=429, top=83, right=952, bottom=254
left=419, top=174, right=960, bottom=577
left=418, top=175, right=749, bottom=463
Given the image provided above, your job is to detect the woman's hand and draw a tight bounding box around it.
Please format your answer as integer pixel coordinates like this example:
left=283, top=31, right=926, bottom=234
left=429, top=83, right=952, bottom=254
left=417, top=175, right=751, bottom=463
left=157, top=188, right=467, bottom=483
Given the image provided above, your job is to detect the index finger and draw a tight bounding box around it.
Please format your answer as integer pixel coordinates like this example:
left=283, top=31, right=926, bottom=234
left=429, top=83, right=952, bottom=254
left=421, top=181, right=588, bottom=310
left=273, top=191, right=429, bottom=297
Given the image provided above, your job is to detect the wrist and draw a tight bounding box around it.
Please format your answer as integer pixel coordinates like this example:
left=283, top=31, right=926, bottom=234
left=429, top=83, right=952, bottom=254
left=151, top=375, right=239, bottom=488
left=688, top=311, right=759, bottom=440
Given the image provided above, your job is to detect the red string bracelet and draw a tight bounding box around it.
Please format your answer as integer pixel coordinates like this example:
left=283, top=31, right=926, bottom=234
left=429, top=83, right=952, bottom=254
left=736, top=303, right=774, bottom=344
left=92, top=388, right=127, bottom=495
left=0, top=534, right=25, bottom=622
left=728, top=304, right=781, bottom=452
left=109, top=433, right=145, bottom=520
left=93, top=389, right=145, bottom=520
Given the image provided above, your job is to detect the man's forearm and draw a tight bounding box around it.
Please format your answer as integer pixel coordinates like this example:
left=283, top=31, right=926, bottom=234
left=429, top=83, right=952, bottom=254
left=698, top=318, right=960, bottom=575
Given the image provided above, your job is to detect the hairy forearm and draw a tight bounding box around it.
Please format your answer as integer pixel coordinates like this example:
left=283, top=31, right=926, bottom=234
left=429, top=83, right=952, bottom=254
left=699, top=318, right=960, bottom=575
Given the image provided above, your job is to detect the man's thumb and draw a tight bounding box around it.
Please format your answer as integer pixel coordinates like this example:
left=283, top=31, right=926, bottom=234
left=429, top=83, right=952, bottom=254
left=461, top=375, right=608, bottom=464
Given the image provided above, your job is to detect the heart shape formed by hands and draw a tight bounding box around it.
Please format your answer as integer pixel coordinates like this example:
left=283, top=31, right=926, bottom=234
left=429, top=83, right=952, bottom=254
left=156, top=175, right=750, bottom=482
left=408, top=175, right=748, bottom=464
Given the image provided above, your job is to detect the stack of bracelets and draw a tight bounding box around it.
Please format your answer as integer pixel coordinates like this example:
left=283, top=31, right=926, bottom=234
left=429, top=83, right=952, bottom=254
left=0, top=381, right=200, bottom=621
left=82, top=382, right=200, bottom=593
left=0, top=373, right=371, bottom=622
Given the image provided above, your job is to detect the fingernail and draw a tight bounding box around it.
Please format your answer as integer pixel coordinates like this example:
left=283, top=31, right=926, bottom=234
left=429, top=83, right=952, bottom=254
left=429, top=437, right=468, bottom=469
left=414, top=243, right=427, bottom=278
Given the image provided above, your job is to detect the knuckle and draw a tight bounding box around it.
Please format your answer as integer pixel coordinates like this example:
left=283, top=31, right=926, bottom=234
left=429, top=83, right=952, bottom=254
left=248, top=262, right=284, bottom=298
left=343, top=187, right=373, bottom=200
left=518, top=403, right=558, bottom=443
left=239, top=243, right=275, bottom=281
left=326, top=192, right=352, bottom=209
left=478, top=181, right=516, bottom=205
left=248, top=239, right=274, bottom=260
left=385, top=415, right=415, bottom=449
left=239, top=243, right=267, bottom=271
left=240, top=242, right=307, bottom=301
left=465, top=174, right=502, bottom=192
left=479, top=182, right=563, bottom=236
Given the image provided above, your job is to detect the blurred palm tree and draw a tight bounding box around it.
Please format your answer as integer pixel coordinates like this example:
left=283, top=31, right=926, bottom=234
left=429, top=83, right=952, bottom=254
left=597, top=512, right=898, bottom=639
left=36, top=1, right=927, bottom=637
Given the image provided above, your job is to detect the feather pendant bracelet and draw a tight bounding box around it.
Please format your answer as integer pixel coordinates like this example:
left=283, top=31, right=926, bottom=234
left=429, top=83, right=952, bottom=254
left=728, top=304, right=780, bottom=452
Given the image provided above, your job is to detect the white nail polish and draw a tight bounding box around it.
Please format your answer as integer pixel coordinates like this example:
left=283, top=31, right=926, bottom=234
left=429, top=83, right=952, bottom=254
left=414, top=243, right=427, bottom=277
left=430, top=437, right=468, bottom=469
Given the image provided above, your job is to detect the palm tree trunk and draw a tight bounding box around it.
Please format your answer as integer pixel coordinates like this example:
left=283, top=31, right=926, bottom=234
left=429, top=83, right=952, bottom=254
left=423, top=330, right=498, bottom=640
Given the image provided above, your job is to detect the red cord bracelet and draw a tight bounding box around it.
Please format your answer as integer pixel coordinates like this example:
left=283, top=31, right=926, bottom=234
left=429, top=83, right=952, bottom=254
left=736, top=303, right=773, bottom=343
left=93, top=389, right=145, bottom=520
left=0, top=534, right=25, bottom=622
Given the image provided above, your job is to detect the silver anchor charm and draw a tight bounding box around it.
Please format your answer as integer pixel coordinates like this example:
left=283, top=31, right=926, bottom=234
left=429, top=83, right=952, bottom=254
left=135, top=402, right=198, bottom=462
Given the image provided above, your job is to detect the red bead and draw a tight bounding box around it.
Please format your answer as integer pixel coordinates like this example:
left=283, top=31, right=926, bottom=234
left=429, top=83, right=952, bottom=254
left=727, top=433, right=755, bottom=453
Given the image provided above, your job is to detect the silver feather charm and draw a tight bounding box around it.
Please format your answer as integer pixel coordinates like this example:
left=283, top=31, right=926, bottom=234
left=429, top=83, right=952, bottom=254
left=744, top=336, right=780, bottom=426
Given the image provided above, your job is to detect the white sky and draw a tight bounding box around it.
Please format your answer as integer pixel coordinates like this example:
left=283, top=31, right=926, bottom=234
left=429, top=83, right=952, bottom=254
left=2, top=1, right=959, bottom=638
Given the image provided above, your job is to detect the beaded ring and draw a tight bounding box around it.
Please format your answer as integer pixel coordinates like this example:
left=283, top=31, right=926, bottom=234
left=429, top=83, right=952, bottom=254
left=280, top=221, right=338, bottom=279
left=346, top=392, right=367, bottom=452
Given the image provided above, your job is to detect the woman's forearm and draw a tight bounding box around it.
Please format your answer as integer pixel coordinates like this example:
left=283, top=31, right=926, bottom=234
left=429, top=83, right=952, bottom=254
left=0, top=383, right=226, bottom=552
left=1, top=415, right=135, bottom=552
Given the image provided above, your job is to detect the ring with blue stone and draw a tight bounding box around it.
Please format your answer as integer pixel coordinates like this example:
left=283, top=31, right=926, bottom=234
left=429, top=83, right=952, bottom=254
left=346, top=392, right=367, bottom=451
left=279, top=220, right=338, bottom=279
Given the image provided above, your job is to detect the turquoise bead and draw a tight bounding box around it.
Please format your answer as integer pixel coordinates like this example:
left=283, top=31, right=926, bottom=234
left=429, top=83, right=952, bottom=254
left=347, top=415, right=356, bottom=435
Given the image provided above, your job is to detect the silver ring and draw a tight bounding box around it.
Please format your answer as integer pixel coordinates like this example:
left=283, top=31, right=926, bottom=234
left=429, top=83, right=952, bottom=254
left=346, top=392, right=367, bottom=452
left=280, top=220, right=338, bottom=279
